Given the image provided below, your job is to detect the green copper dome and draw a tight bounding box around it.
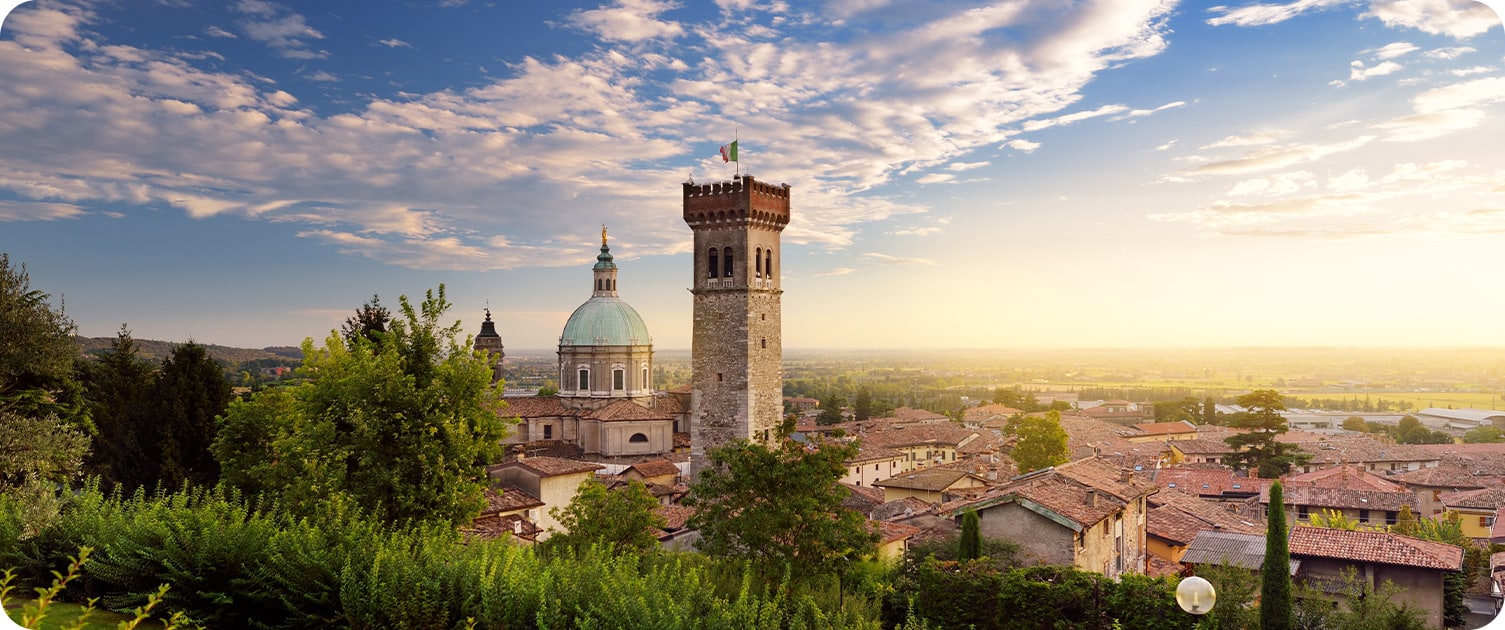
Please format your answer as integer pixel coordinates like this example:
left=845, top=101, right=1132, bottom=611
left=559, top=296, right=651, bottom=346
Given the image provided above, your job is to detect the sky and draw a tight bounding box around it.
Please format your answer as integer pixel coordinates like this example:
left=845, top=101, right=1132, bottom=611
left=1, top=0, right=1503, bottom=352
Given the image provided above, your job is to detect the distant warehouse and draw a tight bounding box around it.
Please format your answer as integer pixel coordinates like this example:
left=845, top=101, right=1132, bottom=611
left=1414, top=408, right=1505, bottom=430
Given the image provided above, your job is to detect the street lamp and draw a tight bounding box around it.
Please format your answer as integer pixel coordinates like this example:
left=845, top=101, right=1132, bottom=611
left=1176, top=575, right=1217, bottom=616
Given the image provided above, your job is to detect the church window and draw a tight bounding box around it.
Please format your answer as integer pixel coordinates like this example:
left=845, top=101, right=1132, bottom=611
left=578, top=368, right=590, bottom=391
left=629, top=433, right=648, bottom=443
left=596, top=279, right=602, bottom=291
left=722, top=247, right=733, bottom=277
left=642, top=367, right=649, bottom=389
left=755, top=247, right=763, bottom=277
left=613, top=368, right=625, bottom=390
left=708, top=248, right=718, bottom=279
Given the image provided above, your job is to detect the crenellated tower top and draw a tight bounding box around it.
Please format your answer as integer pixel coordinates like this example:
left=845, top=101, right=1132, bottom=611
left=683, top=175, right=790, bottom=232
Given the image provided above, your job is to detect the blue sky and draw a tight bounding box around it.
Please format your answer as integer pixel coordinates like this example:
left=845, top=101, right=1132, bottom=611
left=1, top=0, right=1502, bottom=351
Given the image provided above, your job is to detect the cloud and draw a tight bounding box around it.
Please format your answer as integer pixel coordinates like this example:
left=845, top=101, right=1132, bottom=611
left=1368, top=76, right=1505, bottom=141
left=916, top=173, right=955, bottom=184
left=1201, top=130, right=1285, bottom=149
left=862, top=252, right=938, bottom=266
left=889, top=217, right=950, bottom=236
left=1206, top=0, right=1348, bottom=27
left=0, top=201, right=85, bottom=221
left=1345, top=59, right=1403, bottom=81
left=566, top=0, right=684, bottom=42
left=814, top=267, right=855, bottom=277
left=947, top=161, right=989, bottom=171
left=1155, top=139, right=1178, bottom=151
left=1370, top=41, right=1419, bottom=59
left=377, top=38, right=412, bottom=48
left=1185, top=136, right=1374, bottom=177
left=1363, top=0, right=1501, bottom=39
left=1022, top=104, right=1129, bottom=131
left=1423, top=46, right=1475, bottom=59
left=205, top=25, right=236, bottom=39
left=233, top=0, right=326, bottom=58
left=1224, top=171, right=1316, bottom=196
left=1005, top=139, right=1041, bottom=153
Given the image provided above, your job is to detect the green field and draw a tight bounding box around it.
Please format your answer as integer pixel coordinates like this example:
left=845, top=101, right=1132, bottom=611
left=1287, top=391, right=1505, bottom=412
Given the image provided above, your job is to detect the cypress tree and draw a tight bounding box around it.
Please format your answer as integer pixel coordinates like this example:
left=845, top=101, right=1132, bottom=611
left=1261, top=481, right=1293, bottom=630
left=959, top=509, right=981, bottom=561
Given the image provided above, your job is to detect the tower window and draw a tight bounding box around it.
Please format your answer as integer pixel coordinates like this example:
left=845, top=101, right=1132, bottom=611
left=578, top=368, right=590, bottom=391
left=717, top=372, right=723, bottom=382
left=629, top=433, right=649, bottom=443
left=708, top=248, right=718, bottom=279
left=765, top=250, right=773, bottom=278
left=613, top=368, right=625, bottom=390
left=642, top=367, right=649, bottom=389
left=723, top=247, right=733, bottom=277
left=755, top=247, right=763, bottom=277
left=596, top=279, right=602, bottom=291
left=761, top=338, right=766, bottom=348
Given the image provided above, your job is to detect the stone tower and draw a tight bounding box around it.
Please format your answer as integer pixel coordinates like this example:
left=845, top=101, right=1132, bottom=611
left=684, top=174, right=790, bottom=477
left=474, top=307, right=505, bottom=384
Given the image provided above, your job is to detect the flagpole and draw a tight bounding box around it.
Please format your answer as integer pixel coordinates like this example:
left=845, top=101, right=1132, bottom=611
left=735, top=127, right=740, bottom=178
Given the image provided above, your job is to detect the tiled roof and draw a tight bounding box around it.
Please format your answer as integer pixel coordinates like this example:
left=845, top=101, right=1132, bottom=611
left=1152, top=467, right=1268, bottom=497
left=587, top=399, right=673, bottom=422
left=496, top=456, right=604, bottom=478
left=871, top=496, right=935, bottom=521
left=652, top=394, right=686, bottom=414
left=857, top=426, right=978, bottom=449
left=1263, top=484, right=1416, bottom=512
left=965, top=404, right=1024, bottom=418
left=1180, top=531, right=1268, bottom=570
left=655, top=504, right=695, bottom=531
left=1388, top=465, right=1494, bottom=490
left=1145, top=554, right=1185, bottom=578
left=890, top=407, right=951, bottom=423
left=464, top=513, right=542, bottom=542
left=1491, top=507, right=1505, bottom=542
left=849, top=442, right=906, bottom=463
left=481, top=487, right=544, bottom=515
left=841, top=482, right=886, bottom=514
left=1295, top=436, right=1440, bottom=466
left=874, top=468, right=981, bottom=492
left=1409, top=443, right=1505, bottom=478
left=1288, top=526, right=1464, bottom=571
left=1171, top=438, right=1239, bottom=455
left=503, top=396, right=574, bottom=418
left=1054, top=457, right=1159, bottom=503
left=875, top=520, right=923, bottom=545
left=1285, top=464, right=1405, bottom=492
left=1146, top=488, right=1263, bottom=545
left=1133, top=421, right=1199, bottom=436
left=944, top=458, right=1153, bottom=529
left=1058, top=412, right=1165, bottom=469
left=1439, top=486, right=1505, bottom=511
left=624, top=459, right=681, bottom=479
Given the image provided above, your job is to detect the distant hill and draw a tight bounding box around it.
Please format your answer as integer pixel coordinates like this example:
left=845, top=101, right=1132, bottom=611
left=75, top=336, right=302, bottom=366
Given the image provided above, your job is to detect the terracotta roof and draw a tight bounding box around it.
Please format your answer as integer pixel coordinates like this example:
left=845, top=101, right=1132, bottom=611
left=1263, top=484, right=1416, bottom=513
left=655, top=504, right=695, bottom=531
left=1439, top=486, right=1505, bottom=511
left=1146, top=488, right=1264, bottom=545
left=494, top=456, right=604, bottom=478
left=1288, top=526, right=1464, bottom=571
left=1492, top=507, right=1505, bottom=543
left=1054, top=457, right=1159, bottom=503
left=849, top=442, right=906, bottom=463
left=1388, top=465, right=1494, bottom=490
left=875, top=520, right=923, bottom=545
left=1152, top=467, right=1268, bottom=497
left=874, top=468, right=982, bottom=492
left=503, top=396, right=574, bottom=418
left=587, top=399, right=673, bottom=422
left=1296, top=436, right=1440, bottom=466
left=857, top=426, right=978, bottom=449
left=1133, top=421, right=1199, bottom=436
left=841, top=483, right=886, bottom=514
left=624, top=459, right=681, bottom=479
left=481, top=487, right=544, bottom=515
left=1180, top=531, right=1268, bottom=570
left=652, top=394, right=687, bottom=414
left=871, top=497, right=936, bottom=521
left=1285, top=464, right=1405, bottom=492
left=464, top=513, right=543, bottom=542
left=1145, top=554, right=1185, bottom=578
left=965, top=404, right=1024, bottom=418
left=1171, top=438, right=1239, bottom=455
left=1057, top=413, right=1165, bottom=470
left=943, top=459, right=1149, bottom=529
left=890, top=407, right=951, bottom=423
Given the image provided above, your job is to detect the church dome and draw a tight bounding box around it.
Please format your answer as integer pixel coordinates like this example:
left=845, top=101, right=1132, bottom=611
left=559, top=296, right=651, bottom=347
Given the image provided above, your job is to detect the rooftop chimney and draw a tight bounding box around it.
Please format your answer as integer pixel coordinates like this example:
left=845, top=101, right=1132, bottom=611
left=1086, top=489, right=1098, bottom=507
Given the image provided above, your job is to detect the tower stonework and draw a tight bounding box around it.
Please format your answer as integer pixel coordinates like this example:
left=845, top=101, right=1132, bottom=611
left=684, top=175, right=790, bottom=478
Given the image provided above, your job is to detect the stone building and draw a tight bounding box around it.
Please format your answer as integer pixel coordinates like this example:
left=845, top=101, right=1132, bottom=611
left=683, top=175, right=790, bottom=477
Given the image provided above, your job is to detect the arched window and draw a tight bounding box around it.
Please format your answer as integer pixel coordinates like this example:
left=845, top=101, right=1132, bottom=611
left=723, top=247, right=733, bottom=277
left=707, top=248, right=718, bottom=279
left=755, top=247, right=763, bottom=277
left=765, top=249, right=773, bottom=279
left=629, top=433, right=649, bottom=443
left=578, top=368, right=590, bottom=391
left=596, top=279, right=602, bottom=291
left=642, top=367, right=649, bottom=389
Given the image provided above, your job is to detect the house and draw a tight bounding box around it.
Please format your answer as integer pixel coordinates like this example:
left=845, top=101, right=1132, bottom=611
left=941, top=457, right=1157, bottom=579
left=486, top=455, right=604, bottom=539
left=1439, top=486, right=1505, bottom=539
left=1289, top=435, right=1440, bottom=474
left=1287, top=526, right=1464, bottom=629
left=1145, top=488, right=1263, bottom=563
left=622, top=459, right=682, bottom=486
left=464, top=487, right=548, bottom=544
left=841, top=443, right=908, bottom=487
left=873, top=520, right=923, bottom=562
left=784, top=396, right=820, bottom=412
left=873, top=468, right=988, bottom=504
left=1263, top=465, right=1418, bottom=529
left=1388, top=465, right=1494, bottom=517
left=1151, top=467, right=1268, bottom=502
left=1180, top=531, right=1276, bottom=572
left=1168, top=438, right=1241, bottom=466
left=853, top=425, right=979, bottom=472
left=963, top=403, right=1025, bottom=430
left=1126, top=421, right=1200, bottom=444
left=1079, top=400, right=1154, bottom=426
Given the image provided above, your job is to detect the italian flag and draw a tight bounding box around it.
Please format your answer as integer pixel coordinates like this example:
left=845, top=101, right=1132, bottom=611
left=719, top=140, right=738, bottom=163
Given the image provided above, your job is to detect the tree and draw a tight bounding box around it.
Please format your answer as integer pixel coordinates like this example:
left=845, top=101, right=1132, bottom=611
left=545, top=477, right=665, bottom=555
left=0, top=253, right=88, bottom=430
left=685, top=438, right=879, bottom=578
left=340, top=294, right=390, bottom=348
left=958, top=509, right=981, bottom=561
left=854, top=387, right=873, bottom=421
left=1464, top=425, right=1504, bottom=443
left=1224, top=389, right=1307, bottom=478
left=816, top=393, right=846, bottom=425
left=1262, top=481, right=1293, bottom=630
left=1012, top=410, right=1070, bottom=473
left=1203, top=396, right=1218, bottom=425
left=1308, top=508, right=1370, bottom=530
left=148, top=341, right=233, bottom=489
left=1342, top=415, right=1367, bottom=432
left=77, top=325, right=155, bottom=489
left=214, top=285, right=509, bottom=525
